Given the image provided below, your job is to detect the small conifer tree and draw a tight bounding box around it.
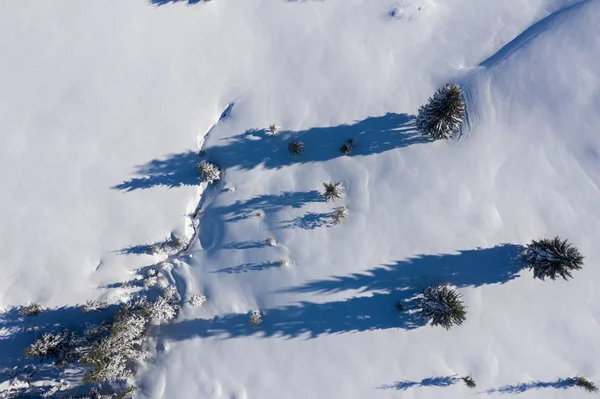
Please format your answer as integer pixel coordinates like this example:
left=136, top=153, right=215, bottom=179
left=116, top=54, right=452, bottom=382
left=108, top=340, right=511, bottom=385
left=419, top=285, right=466, bottom=330
left=266, top=123, right=280, bottom=136
left=570, top=376, right=598, bottom=392
left=323, top=181, right=345, bottom=202
left=521, top=237, right=584, bottom=281
left=340, top=138, right=354, bottom=155
left=462, top=375, right=476, bottom=389
left=197, top=160, right=221, bottom=184
left=416, top=83, right=465, bottom=140
left=288, top=140, right=304, bottom=156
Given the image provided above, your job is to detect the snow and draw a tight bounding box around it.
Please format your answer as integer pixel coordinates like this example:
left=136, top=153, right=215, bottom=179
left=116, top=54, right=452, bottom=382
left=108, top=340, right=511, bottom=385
left=1, top=0, right=600, bottom=398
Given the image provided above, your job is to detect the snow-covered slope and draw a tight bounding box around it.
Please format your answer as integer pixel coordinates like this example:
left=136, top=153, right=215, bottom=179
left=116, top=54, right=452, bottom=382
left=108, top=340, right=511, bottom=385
left=1, top=0, right=599, bottom=398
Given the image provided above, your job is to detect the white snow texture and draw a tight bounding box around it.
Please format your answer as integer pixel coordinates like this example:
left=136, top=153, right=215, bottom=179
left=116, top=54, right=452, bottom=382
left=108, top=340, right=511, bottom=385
left=1, top=0, right=600, bottom=398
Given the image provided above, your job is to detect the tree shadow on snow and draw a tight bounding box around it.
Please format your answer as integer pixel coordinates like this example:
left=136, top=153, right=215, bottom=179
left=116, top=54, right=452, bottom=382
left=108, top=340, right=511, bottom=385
left=212, top=190, right=323, bottom=223
left=486, top=379, right=573, bottom=394
left=277, top=211, right=332, bottom=230
left=149, top=0, right=207, bottom=6
left=211, top=261, right=280, bottom=274
left=112, top=113, right=425, bottom=191
left=0, top=305, right=117, bottom=388
left=380, top=376, right=458, bottom=390
left=160, top=244, right=523, bottom=341
left=211, top=113, right=424, bottom=172
left=111, top=150, right=199, bottom=192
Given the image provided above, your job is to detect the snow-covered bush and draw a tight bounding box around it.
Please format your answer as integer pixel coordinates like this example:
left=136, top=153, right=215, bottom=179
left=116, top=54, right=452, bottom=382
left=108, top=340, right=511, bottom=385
left=249, top=311, right=262, bottom=326
left=189, top=294, right=206, bottom=308
left=168, top=235, right=188, bottom=251
left=521, top=237, right=584, bottom=281
left=330, top=206, right=348, bottom=225
left=288, top=140, right=304, bottom=156
left=265, top=123, right=280, bottom=136
left=278, top=258, right=290, bottom=269
left=82, top=300, right=109, bottom=313
left=570, top=376, right=598, bottom=392
left=419, top=285, right=466, bottom=330
left=416, top=83, right=465, bottom=140
left=197, top=160, right=221, bottom=184
left=323, top=181, right=344, bottom=202
left=141, top=296, right=178, bottom=322
left=148, top=235, right=188, bottom=255
left=266, top=236, right=277, bottom=246
left=461, top=375, right=476, bottom=389
left=162, top=286, right=178, bottom=302
left=143, top=269, right=159, bottom=287
left=82, top=309, right=148, bottom=384
left=24, top=329, right=77, bottom=366
left=339, top=138, right=354, bottom=155
left=19, top=303, right=44, bottom=317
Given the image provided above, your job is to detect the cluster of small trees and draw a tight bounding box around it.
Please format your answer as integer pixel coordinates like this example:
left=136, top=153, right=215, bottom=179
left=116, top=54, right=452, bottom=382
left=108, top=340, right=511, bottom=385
left=17, top=291, right=183, bottom=398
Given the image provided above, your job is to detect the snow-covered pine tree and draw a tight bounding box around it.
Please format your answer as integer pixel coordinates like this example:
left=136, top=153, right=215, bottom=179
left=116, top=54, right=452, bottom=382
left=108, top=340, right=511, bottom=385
left=521, top=237, right=584, bottom=281
left=82, top=309, right=148, bottom=383
left=266, top=123, right=280, bottom=136
left=416, top=83, right=465, bottom=140
left=419, top=285, right=466, bottom=330
left=197, top=160, right=221, bottom=184
left=24, top=329, right=77, bottom=365
left=141, top=295, right=178, bottom=322
left=323, top=181, right=344, bottom=202
left=188, top=294, right=206, bottom=308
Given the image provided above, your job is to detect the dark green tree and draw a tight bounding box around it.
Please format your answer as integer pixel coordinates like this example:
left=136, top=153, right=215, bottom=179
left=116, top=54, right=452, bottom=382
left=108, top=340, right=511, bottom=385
left=521, top=237, right=584, bottom=281
left=416, top=84, right=465, bottom=140
left=419, top=285, right=466, bottom=330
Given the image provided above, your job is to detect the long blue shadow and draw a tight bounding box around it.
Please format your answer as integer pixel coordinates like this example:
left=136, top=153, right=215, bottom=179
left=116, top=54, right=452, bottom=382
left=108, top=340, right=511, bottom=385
left=112, top=113, right=425, bottom=191
left=380, top=376, right=458, bottom=390
left=486, top=379, right=573, bottom=394
left=210, top=113, right=424, bottom=172
left=159, top=244, right=522, bottom=341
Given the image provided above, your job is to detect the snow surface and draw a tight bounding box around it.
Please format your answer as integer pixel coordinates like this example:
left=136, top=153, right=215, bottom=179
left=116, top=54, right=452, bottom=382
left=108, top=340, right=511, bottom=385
left=1, top=0, right=600, bottom=397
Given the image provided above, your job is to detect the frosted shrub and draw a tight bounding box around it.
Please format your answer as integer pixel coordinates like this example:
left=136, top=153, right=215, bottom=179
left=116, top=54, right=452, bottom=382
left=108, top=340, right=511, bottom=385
left=339, top=138, right=354, bottom=156
left=323, top=181, right=344, bottom=202
left=416, top=83, right=465, bottom=140
left=143, top=276, right=158, bottom=287
left=19, top=303, right=44, bottom=317
left=331, top=206, right=348, bottom=225
left=278, top=258, right=290, bottom=269
left=82, top=309, right=148, bottom=383
left=166, top=235, right=188, bottom=252
left=82, top=300, right=109, bottom=313
left=189, top=294, right=206, bottom=308
left=162, top=286, right=178, bottom=302
left=521, top=237, right=584, bottom=281
left=288, top=140, right=304, bottom=156
left=266, top=236, right=277, bottom=247
left=24, top=329, right=76, bottom=365
left=419, top=285, right=466, bottom=330
left=197, top=160, right=221, bottom=184
left=461, top=375, right=476, bottom=389
left=141, top=296, right=178, bottom=322
left=266, top=123, right=280, bottom=136
left=249, top=311, right=262, bottom=326
left=570, top=376, right=598, bottom=392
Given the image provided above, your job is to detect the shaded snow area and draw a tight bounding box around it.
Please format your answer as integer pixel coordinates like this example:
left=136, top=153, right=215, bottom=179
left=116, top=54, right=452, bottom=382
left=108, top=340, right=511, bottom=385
left=1, top=0, right=600, bottom=397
